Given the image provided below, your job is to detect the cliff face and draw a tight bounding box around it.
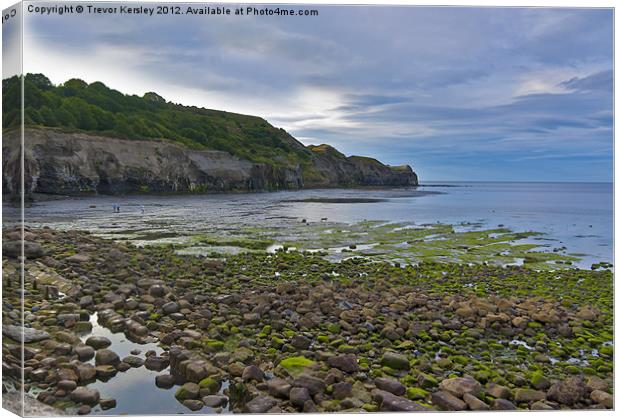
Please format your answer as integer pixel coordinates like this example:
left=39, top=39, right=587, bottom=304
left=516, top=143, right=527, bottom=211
left=2, top=129, right=418, bottom=197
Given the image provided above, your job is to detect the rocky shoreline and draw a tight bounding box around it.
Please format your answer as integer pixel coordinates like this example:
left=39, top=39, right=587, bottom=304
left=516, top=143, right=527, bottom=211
left=2, top=228, right=613, bottom=414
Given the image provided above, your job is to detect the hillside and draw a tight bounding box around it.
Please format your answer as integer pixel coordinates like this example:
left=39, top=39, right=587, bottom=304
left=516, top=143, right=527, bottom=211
left=2, top=74, right=418, bottom=196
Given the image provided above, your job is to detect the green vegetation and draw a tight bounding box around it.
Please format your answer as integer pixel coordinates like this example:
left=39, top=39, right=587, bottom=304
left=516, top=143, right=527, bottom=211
left=279, top=356, right=315, bottom=376
left=3, top=74, right=314, bottom=167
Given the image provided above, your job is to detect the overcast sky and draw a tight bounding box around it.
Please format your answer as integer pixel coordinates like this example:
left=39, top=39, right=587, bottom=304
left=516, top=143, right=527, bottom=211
left=5, top=4, right=613, bottom=181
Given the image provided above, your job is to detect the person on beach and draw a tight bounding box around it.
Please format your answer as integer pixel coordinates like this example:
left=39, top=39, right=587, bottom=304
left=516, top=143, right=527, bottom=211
left=140, top=205, right=145, bottom=214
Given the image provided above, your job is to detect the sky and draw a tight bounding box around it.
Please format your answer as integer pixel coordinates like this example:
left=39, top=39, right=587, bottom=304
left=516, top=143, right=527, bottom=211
left=3, top=3, right=614, bottom=182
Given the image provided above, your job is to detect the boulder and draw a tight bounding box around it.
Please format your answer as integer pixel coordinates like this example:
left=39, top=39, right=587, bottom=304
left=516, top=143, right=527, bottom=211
left=293, top=374, right=325, bottom=395
left=95, top=349, right=120, bottom=366
left=491, top=399, right=516, bottom=410
left=380, top=352, right=409, bottom=370
left=162, top=302, right=179, bottom=314
left=514, top=388, right=546, bottom=403
left=76, top=364, right=97, bottom=382
left=590, top=390, right=613, bottom=408
left=486, top=383, right=512, bottom=399
left=242, top=365, right=264, bottom=382
left=374, top=377, right=406, bottom=396
left=175, top=382, right=200, bottom=400
left=289, top=387, right=311, bottom=408
left=439, top=377, right=482, bottom=398
left=75, top=345, right=95, bottom=361
left=431, top=390, right=467, bottom=411
left=327, top=354, right=359, bottom=373
left=245, top=396, right=278, bottom=413
left=155, top=374, right=176, bottom=389
left=203, top=395, right=228, bottom=408
left=85, top=336, right=111, bottom=350
left=373, top=389, right=429, bottom=411
left=463, top=393, right=489, bottom=410
left=267, top=378, right=292, bottom=399
left=70, top=387, right=100, bottom=405
left=332, top=381, right=352, bottom=400
left=547, top=377, right=586, bottom=406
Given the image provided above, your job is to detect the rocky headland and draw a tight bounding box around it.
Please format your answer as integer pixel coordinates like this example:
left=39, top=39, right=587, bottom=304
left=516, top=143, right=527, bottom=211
left=1, top=128, right=417, bottom=198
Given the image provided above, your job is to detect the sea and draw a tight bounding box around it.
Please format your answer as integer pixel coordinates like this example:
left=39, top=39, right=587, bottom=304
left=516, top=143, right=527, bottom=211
left=3, top=181, right=613, bottom=269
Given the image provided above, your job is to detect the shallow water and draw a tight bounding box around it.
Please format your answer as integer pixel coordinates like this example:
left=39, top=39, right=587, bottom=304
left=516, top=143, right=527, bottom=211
left=4, top=182, right=612, bottom=268
left=76, top=313, right=230, bottom=415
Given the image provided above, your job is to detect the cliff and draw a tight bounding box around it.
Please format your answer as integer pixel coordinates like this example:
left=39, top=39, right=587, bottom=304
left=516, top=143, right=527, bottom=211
left=2, top=74, right=417, bottom=197
left=2, top=128, right=417, bottom=197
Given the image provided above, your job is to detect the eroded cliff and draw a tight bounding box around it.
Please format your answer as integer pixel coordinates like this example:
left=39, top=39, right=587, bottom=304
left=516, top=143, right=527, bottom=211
left=3, top=128, right=417, bottom=197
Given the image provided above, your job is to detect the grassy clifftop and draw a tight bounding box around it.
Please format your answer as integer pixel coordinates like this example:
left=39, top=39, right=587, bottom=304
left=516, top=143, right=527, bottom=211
left=3, top=74, right=313, bottom=168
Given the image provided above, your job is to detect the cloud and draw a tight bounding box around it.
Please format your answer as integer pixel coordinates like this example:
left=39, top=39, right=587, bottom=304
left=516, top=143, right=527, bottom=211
left=16, top=4, right=613, bottom=181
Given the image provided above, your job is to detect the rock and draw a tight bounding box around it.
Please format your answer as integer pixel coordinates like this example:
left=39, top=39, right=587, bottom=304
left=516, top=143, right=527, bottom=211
left=85, top=336, right=111, bottom=349
left=96, top=365, right=118, bottom=379
left=431, top=390, right=467, bottom=411
left=95, top=349, right=120, bottom=366
left=148, top=285, right=166, bottom=298
left=245, top=396, right=278, bottom=413
left=182, top=399, right=204, bottom=411
left=380, top=352, right=409, bottom=370
left=185, top=362, right=207, bottom=383
left=243, top=312, right=260, bottom=323
left=203, top=395, right=228, bottom=408
left=155, top=374, right=176, bottom=389
left=175, top=382, right=200, bottom=400
left=531, top=400, right=554, bottom=410
left=79, top=296, right=94, bottom=308
left=327, top=354, right=359, bottom=373
left=289, top=387, right=311, bottom=408
left=531, top=372, right=551, bottom=390
left=77, top=405, right=91, bottom=415
left=486, top=383, right=512, bottom=399
left=58, top=380, right=77, bottom=391
left=76, top=364, right=97, bottom=382
left=491, top=399, right=516, bottom=410
left=70, top=387, right=100, bottom=405
left=267, top=378, right=292, bottom=399
left=332, top=381, right=353, bottom=400
left=463, top=393, right=489, bottom=410
left=439, top=377, right=482, bottom=398
left=2, top=325, right=50, bottom=343
left=293, top=374, right=325, bottom=395
left=586, top=376, right=608, bottom=392
left=514, top=388, right=546, bottom=403
left=242, top=365, right=264, bottom=382
left=417, top=373, right=438, bottom=389
left=291, top=335, right=312, bottom=350
left=122, top=355, right=144, bottom=368
left=373, top=389, right=429, bottom=411
left=58, top=368, right=78, bottom=382
left=590, top=390, right=613, bottom=408
left=3, top=240, right=44, bottom=258
left=303, top=399, right=317, bottom=412
left=144, top=356, right=169, bottom=371
left=162, top=301, right=179, bottom=314
left=374, top=377, right=406, bottom=396
left=547, top=377, right=587, bottom=406
left=75, top=345, right=95, bottom=361
left=100, top=398, right=117, bottom=410
left=198, top=377, right=220, bottom=395
left=576, top=306, right=598, bottom=321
